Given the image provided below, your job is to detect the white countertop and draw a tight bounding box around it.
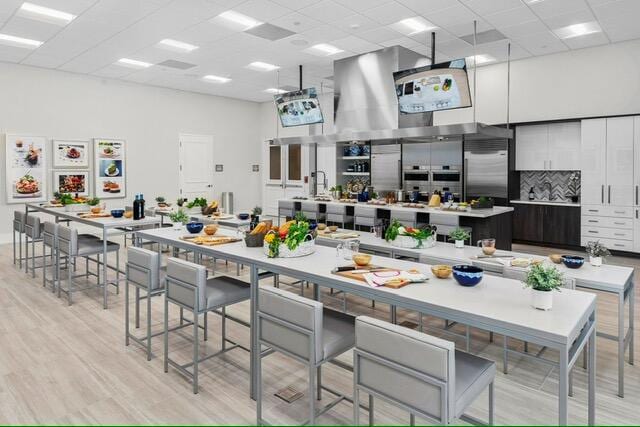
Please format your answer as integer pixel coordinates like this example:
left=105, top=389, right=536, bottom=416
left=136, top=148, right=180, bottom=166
left=280, top=199, right=514, bottom=218
left=510, top=199, right=581, bottom=207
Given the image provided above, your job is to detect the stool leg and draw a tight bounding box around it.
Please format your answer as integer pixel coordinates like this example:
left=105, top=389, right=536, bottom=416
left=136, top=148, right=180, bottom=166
left=503, top=337, right=509, bottom=374
left=85, top=257, right=89, bottom=279
left=317, top=366, right=322, bottom=400
left=135, top=288, right=141, bottom=329
left=369, top=395, right=374, bottom=426
left=56, top=251, right=62, bottom=299
left=67, top=256, right=73, bottom=306
left=308, top=365, right=316, bottom=425
left=410, top=414, right=415, bottom=426
left=116, top=250, right=120, bottom=295
left=146, top=288, right=152, bottom=361
left=221, top=307, right=226, bottom=350
left=489, top=381, right=494, bottom=425
left=193, top=309, right=199, bottom=394
left=256, top=350, right=263, bottom=425
left=125, top=279, right=130, bottom=347
left=180, top=307, right=184, bottom=326
left=31, top=237, right=36, bottom=278
left=163, top=295, right=169, bottom=373
left=204, top=312, right=208, bottom=342
left=42, top=241, right=47, bottom=288
left=354, top=386, right=360, bottom=426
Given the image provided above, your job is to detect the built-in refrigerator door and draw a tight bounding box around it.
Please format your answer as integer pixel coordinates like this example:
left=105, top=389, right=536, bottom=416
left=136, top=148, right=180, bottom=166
left=635, top=208, right=640, bottom=253
left=464, top=140, right=508, bottom=202
left=371, top=145, right=401, bottom=192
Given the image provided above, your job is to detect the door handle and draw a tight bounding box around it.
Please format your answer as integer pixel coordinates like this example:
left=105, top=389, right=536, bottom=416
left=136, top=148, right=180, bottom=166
left=608, top=185, right=611, bottom=204
left=636, top=185, right=638, bottom=205
left=601, top=185, right=604, bottom=204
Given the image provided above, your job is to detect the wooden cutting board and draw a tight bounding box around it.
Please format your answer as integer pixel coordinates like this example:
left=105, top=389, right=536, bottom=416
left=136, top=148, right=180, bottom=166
left=333, top=265, right=412, bottom=289
left=180, top=235, right=241, bottom=246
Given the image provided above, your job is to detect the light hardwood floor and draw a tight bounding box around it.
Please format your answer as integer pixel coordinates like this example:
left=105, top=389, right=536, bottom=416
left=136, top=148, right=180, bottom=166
left=0, top=240, right=638, bottom=425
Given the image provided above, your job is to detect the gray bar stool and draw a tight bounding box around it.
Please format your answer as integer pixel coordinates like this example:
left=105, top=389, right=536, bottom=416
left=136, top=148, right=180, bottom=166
left=163, top=257, right=251, bottom=394
left=42, top=222, right=61, bottom=292
left=256, top=286, right=356, bottom=425
left=24, top=214, right=44, bottom=277
left=353, top=316, right=495, bottom=426
left=13, top=211, right=25, bottom=268
left=56, top=224, right=120, bottom=306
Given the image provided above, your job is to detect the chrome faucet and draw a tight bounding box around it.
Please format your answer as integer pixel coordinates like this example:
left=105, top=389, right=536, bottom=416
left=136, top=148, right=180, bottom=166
left=312, top=170, right=328, bottom=195
left=542, top=181, right=554, bottom=200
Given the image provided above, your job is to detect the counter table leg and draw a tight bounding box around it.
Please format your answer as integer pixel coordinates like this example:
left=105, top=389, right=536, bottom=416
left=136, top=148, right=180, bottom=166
left=559, top=348, right=569, bottom=425
left=250, top=264, right=258, bottom=400
left=618, top=291, right=624, bottom=397
left=588, top=313, right=596, bottom=426
left=103, top=228, right=108, bottom=309
left=630, top=284, right=634, bottom=366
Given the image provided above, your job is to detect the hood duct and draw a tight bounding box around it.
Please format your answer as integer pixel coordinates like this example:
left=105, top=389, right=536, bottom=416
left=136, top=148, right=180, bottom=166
left=271, top=45, right=512, bottom=146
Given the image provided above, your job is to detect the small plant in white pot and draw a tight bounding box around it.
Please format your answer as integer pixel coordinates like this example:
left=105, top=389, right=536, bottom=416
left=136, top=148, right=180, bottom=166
left=585, top=240, right=610, bottom=267
left=448, top=228, right=470, bottom=248
left=524, top=263, right=563, bottom=311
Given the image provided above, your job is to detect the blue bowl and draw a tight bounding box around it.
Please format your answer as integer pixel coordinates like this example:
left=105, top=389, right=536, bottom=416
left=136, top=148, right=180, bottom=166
left=452, top=265, right=484, bottom=287
left=562, top=255, right=584, bottom=269
left=186, top=222, right=204, bottom=234
left=110, top=209, right=124, bottom=218
left=238, top=213, right=250, bottom=220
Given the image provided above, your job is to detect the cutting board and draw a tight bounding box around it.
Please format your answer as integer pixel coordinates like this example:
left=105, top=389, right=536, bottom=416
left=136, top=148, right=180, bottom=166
left=333, top=265, right=412, bottom=289
left=180, top=235, right=241, bottom=246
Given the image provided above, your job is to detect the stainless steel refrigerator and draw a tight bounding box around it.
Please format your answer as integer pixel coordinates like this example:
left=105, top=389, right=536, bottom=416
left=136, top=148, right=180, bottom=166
left=371, top=144, right=402, bottom=193
left=463, top=139, right=508, bottom=204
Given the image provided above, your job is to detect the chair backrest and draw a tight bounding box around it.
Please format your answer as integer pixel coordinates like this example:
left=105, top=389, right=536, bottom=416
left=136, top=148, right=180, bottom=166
left=25, top=215, right=41, bottom=238
left=127, top=246, right=160, bottom=290
left=354, top=316, right=455, bottom=423
left=43, top=222, right=58, bottom=248
left=166, top=257, right=206, bottom=311
left=258, top=287, right=323, bottom=364
left=13, top=211, right=25, bottom=232
left=57, top=224, right=78, bottom=256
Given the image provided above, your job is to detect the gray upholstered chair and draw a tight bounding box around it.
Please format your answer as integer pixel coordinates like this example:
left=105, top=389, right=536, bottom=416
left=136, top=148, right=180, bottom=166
left=13, top=211, right=25, bottom=268
left=56, top=224, right=120, bottom=305
left=24, top=214, right=44, bottom=277
left=256, top=286, right=355, bottom=425
left=353, top=316, right=495, bottom=426
left=125, top=246, right=166, bottom=360
left=163, top=257, right=250, bottom=394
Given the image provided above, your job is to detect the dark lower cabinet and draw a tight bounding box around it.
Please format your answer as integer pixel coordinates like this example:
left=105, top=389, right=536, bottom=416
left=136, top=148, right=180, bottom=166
left=513, top=203, right=580, bottom=246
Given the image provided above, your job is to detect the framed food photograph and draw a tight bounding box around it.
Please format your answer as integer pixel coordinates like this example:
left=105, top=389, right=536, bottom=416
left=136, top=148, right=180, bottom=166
left=52, top=170, right=90, bottom=197
left=5, top=134, right=48, bottom=204
left=93, top=138, right=126, bottom=199
left=52, top=139, right=90, bottom=168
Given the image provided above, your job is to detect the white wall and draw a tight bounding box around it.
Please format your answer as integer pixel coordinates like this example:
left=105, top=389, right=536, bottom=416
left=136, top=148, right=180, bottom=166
left=1, top=62, right=262, bottom=243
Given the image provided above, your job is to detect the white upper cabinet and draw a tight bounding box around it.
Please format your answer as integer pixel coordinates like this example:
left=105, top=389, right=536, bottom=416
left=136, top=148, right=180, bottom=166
left=605, top=117, right=634, bottom=206
left=580, top=118, right=607, bottom=206
left=547, top=122, right=581, bottom=171
left=515, top=122, right=580, bottom=171
left=515, top=124, right=547, bottom=170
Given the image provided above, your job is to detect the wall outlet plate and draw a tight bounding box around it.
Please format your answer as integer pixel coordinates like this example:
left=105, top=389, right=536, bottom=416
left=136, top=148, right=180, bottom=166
left=215, top=164, right=223, bottom=172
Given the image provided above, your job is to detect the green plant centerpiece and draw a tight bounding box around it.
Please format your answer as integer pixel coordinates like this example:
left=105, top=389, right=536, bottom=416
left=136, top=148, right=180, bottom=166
left=264, top=213, right=315, bottom=258
left=186, top=197, right=207, bottom=209
left=448, top=228, right=470, bottom=248
left=524, top=263, right=564, bottom=310
left=169, top=209, right=190, bottom=229
left=87, top=197, right=101, bottom=207
left=585, top=240, right=610, bottom=266
left=155, top=196, right=168, bottom=207
left=384, top=219, right=435, bottom=249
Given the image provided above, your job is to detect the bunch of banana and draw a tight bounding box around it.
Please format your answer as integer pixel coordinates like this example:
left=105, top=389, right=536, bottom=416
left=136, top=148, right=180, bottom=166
left=251, top=222, right=268, bottom=235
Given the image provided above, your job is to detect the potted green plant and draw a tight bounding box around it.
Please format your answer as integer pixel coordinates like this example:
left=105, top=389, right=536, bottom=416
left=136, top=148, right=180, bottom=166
left=155, top=196, right=167, bottom=207
left=177, top=197, right=186, bottom=207
left=168, top=209, right=190, bottom=230
left=585, top=240, right=610, bottom=267
left=448, top=228, right=470, bottom=248
left=524, top=264, right=564, bottom=310
left=566, top=172, right=580, bottom=203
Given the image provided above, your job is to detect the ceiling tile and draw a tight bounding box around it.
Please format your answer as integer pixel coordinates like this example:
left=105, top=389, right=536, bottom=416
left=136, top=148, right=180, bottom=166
left=396, top=0, right=457, bottom=14
left=231, top=0, right=293, bottom=22
left=514, top=31, right=568, bottom=55
left=445, top=20, right=494, bottom=38
left=330, top=35, right=380, bottom=53
left=331, top=14, right=380, bottom=34
left=527, top=0, right=589, bottom=19
left=500, top=20, right=550, bottom=39
left=427, top=3, right=481, bottom=28
left=298, top=0, right=356, bottom=24
left=1, top=16, right=62, bottom=42
left=334, top=0, right=389, bottom=12
left=301, top=24, right=349, bottom=44
left=357, top=27, right=402, bottom=44
left=0, top=44, right=32, bottom=63
left=592, top=0, right=640, bottom=22
left=269, top=11, right=322, bottom=33
left=484, top=6, right=538, bottom=28
left=459, top=0, right=524, bottom=15
left=269, top=0, right=319, bottom=10
left=541, top=8, right=597, bottom=31
left=361, top=1, right=416, bottom=25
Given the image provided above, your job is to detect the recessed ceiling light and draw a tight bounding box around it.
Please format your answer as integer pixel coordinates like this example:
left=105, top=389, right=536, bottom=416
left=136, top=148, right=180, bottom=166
left=117, top=58, right=153, bottom=69
left=308, top=43, right=344, bottom=56
left=526, top=0, right=545, bottom=3
left=0, top=33, right=43, bottom=49
left=158, top=38, right=198, bottom=52
left=246, top=61, right=280, bottom=72
left=390, top=17, right=437, bottom=36
left=553, top=21, right=601, bottom=39
left=467, top=54, right=496, bottom=66
left=203, top=74, right=231, bottom=83
left=217, top=10, right=262, bottom=31
left=265, top=88, right=287, bottom=94
left=19, top=2, right=76, bottom=24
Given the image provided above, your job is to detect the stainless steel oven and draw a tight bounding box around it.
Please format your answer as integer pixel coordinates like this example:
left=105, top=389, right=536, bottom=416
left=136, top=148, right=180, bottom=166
left=431, top=166, right=461, bottom=194
left=403, top=166, right=430, bottom=193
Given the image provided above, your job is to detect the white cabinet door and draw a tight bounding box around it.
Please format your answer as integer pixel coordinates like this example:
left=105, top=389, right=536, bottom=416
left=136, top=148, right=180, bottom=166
left=634, top=116, right=640, bottom=206
left=635, top=209, right=640, bottom=252
left=606, top=116, right=634, bottom=206
left=547, top=122, right=581, bottom=170
left=515, top=124, right=548, bottom=170
left=580, top=119, right=607, bottom=206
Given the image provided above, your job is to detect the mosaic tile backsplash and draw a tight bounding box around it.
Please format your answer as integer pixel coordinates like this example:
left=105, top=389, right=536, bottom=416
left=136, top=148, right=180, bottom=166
left=519, top=171, right=581, bottom=202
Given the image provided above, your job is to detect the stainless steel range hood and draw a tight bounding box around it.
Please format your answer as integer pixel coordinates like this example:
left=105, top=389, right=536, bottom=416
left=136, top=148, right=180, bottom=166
left=270, top=46, right=512, bottom=146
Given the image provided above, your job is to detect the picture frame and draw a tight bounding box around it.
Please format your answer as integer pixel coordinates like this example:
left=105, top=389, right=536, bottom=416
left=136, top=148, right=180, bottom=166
left=52, top=170, right=90, bottom=197
left=52, top=139, right=90, bottom=168
left=5, top=134, right=48, bottom=204
left=93, top=138, right=126, bottom=199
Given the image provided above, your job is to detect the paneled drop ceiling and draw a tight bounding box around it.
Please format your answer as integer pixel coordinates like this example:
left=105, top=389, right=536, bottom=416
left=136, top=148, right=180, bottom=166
left=0, top=0, right=636, bottom=102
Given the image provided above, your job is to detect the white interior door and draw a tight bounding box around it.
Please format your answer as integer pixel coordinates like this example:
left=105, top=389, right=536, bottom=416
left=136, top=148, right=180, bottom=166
left=580, top=119, right=606, bottom=206
left=606, top=117, right=634, bottom=206
left=179, top=134, right=214, bottom=201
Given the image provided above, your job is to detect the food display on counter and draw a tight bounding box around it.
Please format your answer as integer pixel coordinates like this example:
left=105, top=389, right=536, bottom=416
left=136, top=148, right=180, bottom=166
left=384, top=219, right=436, bottom=249
left=470, top=196, right=494, bottom=209
left=367, top=199, right=388, bottom=206
left=440, top=201, right=468, bottom=211
left=313, top=195, right=332, bottom=202
left=398, top=202, right=425, bottom=208
left=264, top=216, right=315, bottom=258
left=339, top=198, right=357, bottom=203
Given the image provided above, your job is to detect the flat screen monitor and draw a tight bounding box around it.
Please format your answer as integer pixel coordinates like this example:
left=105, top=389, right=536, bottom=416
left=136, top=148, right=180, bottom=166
left=393, top=58, right=472, bottom=114
left=274, top=87, right=324, bottom=127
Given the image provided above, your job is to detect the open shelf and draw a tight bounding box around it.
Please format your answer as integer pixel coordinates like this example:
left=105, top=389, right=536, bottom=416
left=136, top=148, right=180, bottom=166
left=342, top=171, right=370, bottom=176
left=340, top=156, right=369, bottom=160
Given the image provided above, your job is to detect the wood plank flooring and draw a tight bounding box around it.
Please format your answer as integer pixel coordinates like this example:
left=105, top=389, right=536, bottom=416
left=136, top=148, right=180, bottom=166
left=0, top=240, right=638, bottom=425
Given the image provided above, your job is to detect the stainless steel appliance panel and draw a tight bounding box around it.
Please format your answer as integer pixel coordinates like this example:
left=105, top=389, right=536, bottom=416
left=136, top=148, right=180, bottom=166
left=371, top=144, right=402, bottom=192
left=464, top=139, right=508, bottom=200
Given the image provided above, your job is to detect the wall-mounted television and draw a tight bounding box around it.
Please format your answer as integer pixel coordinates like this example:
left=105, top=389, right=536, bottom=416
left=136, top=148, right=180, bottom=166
left=274, top=87, right=324, bottom=127
left=393, top=58, right=472, bottom=114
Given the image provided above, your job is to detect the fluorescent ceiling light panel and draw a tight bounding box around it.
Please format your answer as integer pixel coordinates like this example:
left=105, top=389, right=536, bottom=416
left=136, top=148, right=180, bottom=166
left=553, top=21, right=601, bottom=39
left=264, top=88, right=287, bottom=94
left=203, top=75, right=231, bottom=83
left=0, top=33, right=43, bottom=48
left=217, top=10, right=262, bottom=30
left=117, top=58, right=153, bottom=68
left=308, top=43, right=344, bottom=56
left=467, top=54, right=496, bottom=66
left=19, top=2, right=76, bottom=24
left=158, top=38, right=198, bottom=52
left=390, top=17, right=437, bottom=36
left=246, top=61, right=280, bottom=71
